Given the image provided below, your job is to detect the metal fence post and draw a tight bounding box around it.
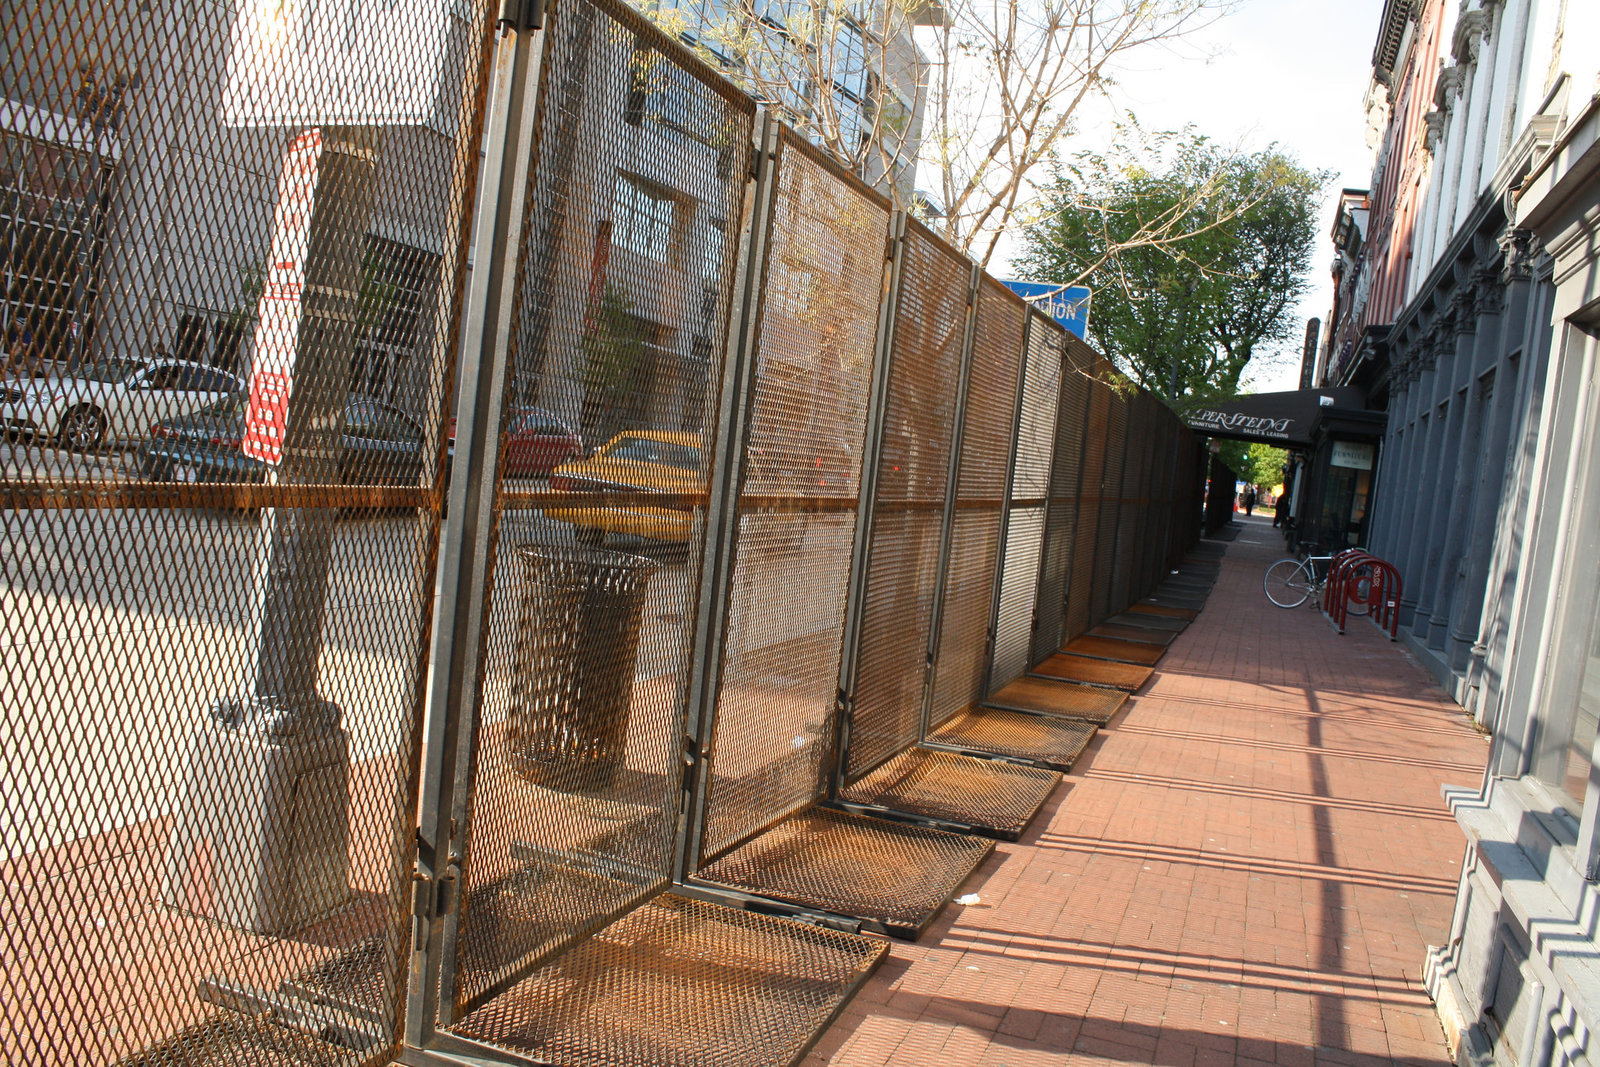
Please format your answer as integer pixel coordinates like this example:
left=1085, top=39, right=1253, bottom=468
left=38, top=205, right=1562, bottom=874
left=916, top=263, right=982, bottom=741
left=830, top=212, right=908, bottom=800
left=406, top=16, right=546, bottom=1048
left=675, top=112, right=782, bottom=885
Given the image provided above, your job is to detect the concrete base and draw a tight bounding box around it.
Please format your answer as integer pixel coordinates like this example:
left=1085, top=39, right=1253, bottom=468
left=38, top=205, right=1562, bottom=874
left=162, top=709, right=351, bottom=935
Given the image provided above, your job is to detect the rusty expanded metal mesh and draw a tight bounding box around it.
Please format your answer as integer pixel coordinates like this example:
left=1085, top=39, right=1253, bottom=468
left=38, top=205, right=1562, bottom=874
left=698, top=131, right=887, bottom=862
left=444, top=0, right=755, bottom=1019
left=992, top=312, right=1061, bottom=689
left=1067, top=363, right=1109, bottom=640
left=1092, top=373, right=1127, bottom=626
left=451, top=893, right=885, bottom=1067
left=985, top=676, right=1126, bottom=724
left=926, top=708, right=1096, bottom=771
left=697, top=807, right=992, bottom=937
left=837, top=747, right=1058, bottom=840
left=1089, top=622, right=1174, bottom=646
left=925, top=279, right=1025, bottom=732
left=843, top=223, right=966, bottom=782
left=1060, top=634, right=1164, bottom=668
left=1109, top=395, right=1146, bottom=612
left=1033, top=335, right=1088, bottom=663
left=1032, top=652, right=1153, bottom=692
left=1, top=0, right=492, bottom=1061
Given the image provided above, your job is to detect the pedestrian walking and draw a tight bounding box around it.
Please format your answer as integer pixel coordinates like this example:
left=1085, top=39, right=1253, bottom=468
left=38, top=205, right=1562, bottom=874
left=1242, top=486, right=1256, bottom=516
left=1274, top=492, right=1290, bottom=528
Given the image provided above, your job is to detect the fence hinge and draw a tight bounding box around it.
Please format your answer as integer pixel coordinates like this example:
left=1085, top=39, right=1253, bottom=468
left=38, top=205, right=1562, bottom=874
left=497, top=0, right=546, bottom=32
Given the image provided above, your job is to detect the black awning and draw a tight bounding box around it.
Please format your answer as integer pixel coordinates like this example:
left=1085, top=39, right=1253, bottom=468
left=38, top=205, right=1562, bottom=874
left=1184, top=388, right=1368, bottom=447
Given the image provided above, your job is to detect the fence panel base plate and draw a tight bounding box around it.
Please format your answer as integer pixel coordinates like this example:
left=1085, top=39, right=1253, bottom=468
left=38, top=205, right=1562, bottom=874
left=449, top=893, right=885, bottom=1067
left=836, top=748, right=1058, bottom=840
left=696, top=807, right=992, bottom=938
left=984, top=676, right=1128, bottom=723
left=1030, top=654, right=1154, bottom=692
left=925, top=708, right=1096, bottom=771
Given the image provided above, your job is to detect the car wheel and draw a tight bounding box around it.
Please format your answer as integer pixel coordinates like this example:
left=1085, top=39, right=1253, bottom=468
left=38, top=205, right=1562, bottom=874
left=58, top=406, right=107, bottom=453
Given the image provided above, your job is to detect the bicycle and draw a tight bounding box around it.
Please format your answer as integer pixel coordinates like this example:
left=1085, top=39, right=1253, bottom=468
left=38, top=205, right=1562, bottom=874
left=1263, top=548, right=1373, bottom=611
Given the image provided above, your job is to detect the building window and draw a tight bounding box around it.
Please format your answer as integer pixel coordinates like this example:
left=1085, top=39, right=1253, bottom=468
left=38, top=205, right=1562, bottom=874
left=2, top=127, right=112, bottom=365
left=831, top=21, right=868, bottom=101
left=612, top=173, right=681, bottom=264
left=349, top=234, right=441, bottom=400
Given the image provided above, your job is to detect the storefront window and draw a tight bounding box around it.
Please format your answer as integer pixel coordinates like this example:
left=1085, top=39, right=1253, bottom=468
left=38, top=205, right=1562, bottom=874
left=1550, top=600, right=1600, bottom=803
left=1534, top=321, right=1600, bottom=807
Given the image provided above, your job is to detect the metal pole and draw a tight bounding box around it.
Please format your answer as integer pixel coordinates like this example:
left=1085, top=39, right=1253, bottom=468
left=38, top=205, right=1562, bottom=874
left=675, top=113, right=781, bottom=885
left=916, top=262, right=981, bottom=742
left=159, top=125, right=383, bottom=939
left=979, top=311, right=1041, bottom=700
left=830, top=211, right=906, bottom=799
left=409, top=15, right=546, bottom=1042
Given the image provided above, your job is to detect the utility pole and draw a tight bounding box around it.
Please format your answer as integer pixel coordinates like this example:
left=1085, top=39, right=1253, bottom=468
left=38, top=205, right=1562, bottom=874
left=163, top=126, right=382, bottom=935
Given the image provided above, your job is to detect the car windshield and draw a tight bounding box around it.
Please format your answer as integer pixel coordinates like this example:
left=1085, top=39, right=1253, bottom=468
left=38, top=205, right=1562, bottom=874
left=197, top=392, right=250, bottom=418
left=76, top=359, right=145, bottom=384
left=604, top=436, right=701, bottom=471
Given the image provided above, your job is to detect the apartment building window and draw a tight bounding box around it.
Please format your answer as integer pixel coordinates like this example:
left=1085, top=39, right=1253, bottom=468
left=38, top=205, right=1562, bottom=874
left=831, top=21, right=868, bottom=100
left=613, top=173, right=681, bottom=264
left=350, top=234, right=440, bottom=400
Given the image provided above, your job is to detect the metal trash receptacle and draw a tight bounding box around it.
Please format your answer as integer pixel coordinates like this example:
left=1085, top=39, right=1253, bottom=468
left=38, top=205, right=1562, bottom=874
left=509, top=544, right=659, bottom=793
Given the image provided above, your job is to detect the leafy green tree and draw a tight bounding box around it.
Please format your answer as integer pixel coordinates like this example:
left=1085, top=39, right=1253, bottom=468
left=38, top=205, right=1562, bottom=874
left=1017, top=126, right=1326, bottom=411
left=579, top=286, right=651, bottom=443
left=1242, top=442, right=1288, bottom=489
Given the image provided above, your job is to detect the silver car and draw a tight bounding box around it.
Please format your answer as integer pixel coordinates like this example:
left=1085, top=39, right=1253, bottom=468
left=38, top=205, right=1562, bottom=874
left=0, top=359, right=244, bottom=451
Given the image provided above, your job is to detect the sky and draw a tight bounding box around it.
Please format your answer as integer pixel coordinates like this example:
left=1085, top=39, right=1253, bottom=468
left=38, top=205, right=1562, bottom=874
left=989, top=0, right=1387, bottom=392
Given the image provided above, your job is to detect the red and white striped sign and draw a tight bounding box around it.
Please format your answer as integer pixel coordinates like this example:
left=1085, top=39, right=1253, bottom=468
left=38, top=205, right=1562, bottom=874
left=243, top=129, right=322, bottom=465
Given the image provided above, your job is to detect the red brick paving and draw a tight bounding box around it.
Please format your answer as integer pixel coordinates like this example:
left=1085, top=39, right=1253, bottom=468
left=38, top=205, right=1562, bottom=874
left=806, top=515, right=1488, bottom=1067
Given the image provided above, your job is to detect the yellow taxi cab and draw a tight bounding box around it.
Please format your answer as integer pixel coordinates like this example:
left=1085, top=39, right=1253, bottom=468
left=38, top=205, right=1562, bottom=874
left=545, top=430, right=706, bottom=545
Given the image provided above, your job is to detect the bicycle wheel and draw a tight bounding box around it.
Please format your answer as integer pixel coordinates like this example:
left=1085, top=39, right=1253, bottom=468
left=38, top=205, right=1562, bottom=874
left=1264, top=559, right=1314, bottom=608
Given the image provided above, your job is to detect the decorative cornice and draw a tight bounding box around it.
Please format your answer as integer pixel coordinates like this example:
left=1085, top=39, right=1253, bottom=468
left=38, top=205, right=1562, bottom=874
left=1472, top=263, right=1503, bottom=316
left=1451, top=288, right=1477, bottom=334
left=1434, top=66, right=1463, bottom=110
left=1452, top=9, right=1487, bottom=64
left=1423, top=110, right=1447, bottom=154
left=1499, top=228, right=1539, bottom=283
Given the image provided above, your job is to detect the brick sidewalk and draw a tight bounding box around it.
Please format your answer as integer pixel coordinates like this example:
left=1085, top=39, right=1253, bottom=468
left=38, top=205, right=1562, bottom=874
left=806, top=515, right=1489, bottom=1067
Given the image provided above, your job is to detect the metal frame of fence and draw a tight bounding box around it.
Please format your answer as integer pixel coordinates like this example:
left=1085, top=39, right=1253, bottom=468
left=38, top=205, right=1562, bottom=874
left=1, top=0, right=1210, bottom=1062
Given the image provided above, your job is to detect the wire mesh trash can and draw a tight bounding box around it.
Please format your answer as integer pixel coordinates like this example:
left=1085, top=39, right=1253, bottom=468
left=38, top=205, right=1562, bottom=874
left=509, top=545, right=659, bottom=793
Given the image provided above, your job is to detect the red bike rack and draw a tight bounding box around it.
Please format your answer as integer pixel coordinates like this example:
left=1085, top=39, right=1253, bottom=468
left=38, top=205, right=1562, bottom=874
left=1322, top=549, right=1401, bottom=640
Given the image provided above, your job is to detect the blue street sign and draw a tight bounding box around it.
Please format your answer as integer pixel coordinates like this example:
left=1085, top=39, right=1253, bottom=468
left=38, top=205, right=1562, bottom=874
left=1002, top=281, right=1092, bottom=339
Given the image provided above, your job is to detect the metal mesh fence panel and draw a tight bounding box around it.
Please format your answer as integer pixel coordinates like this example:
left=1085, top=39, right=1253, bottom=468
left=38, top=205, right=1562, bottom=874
left=1067, top=361, right=1109, bottom=639
left=1109, top=394, right=1146, bottom=612
left=843, top=223, right=966, bottom=782
left=991, top=312, right=1061, bottom=689
left=698, top=132, right=888, bottom=861
left=1092, top=375, right=1127, bottom=624
left=1, top=2, right=491, bottom=1062
left=444, top=0, right=755, bottom=1020
left=926, top=279, right=1024, bottom=731
left=1033, top=334, right=1087, bottom=662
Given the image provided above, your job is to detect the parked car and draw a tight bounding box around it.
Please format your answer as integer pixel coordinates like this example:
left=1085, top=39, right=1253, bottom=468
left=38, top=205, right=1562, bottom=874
left=446, top=407, right=582, bottom=478
left=0, top=358, right=243, bottom=451
left=545, top=430, right=705, bottom=545
left=139, top=392, right=426, bottom=485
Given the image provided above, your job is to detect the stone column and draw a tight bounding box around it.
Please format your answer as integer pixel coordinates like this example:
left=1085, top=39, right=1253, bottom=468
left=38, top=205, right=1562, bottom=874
left=1427, top=281, right=1489, bottom=656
